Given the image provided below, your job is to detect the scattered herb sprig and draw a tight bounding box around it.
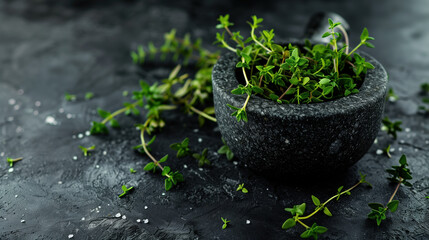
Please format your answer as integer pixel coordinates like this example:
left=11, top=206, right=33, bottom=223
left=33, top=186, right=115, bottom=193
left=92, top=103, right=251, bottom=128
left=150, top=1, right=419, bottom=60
left=216, top=15, right=375, bottom=122
left=6, top=157, right=23, bottom=167
left=217, top=138, right=234, bottom=160
left=367, top=154, right=412, bottom=226
left=118, top=185, right=134, bottom=198
left=192, top=148, right=211, bottom=167
left=79, top=145, right=95, bottom=157
left=236, top=183, right=248, bottom=193
left=282, top=173, right=371, bottom=239
left=221, top=217, right=230, bottom=229
left=381, top=117, right=402, bottom=139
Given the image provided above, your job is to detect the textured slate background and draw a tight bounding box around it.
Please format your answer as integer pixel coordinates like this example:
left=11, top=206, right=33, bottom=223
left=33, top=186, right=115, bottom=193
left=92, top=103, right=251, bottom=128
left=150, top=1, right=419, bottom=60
left=0, top=0, right=428, bottom=239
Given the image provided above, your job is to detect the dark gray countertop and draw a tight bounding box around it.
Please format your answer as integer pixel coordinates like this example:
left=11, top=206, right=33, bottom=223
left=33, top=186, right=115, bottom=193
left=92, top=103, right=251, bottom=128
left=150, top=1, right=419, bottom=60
left=0, top=0, right=428, bottom=239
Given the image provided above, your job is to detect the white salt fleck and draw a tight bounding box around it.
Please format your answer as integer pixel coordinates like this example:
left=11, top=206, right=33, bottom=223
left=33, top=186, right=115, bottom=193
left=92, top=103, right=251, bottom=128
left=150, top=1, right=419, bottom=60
left=183, top=164, right=188, bottom=169
left=58, top=181, right=63, bottom=184
left=20, top=220, right=25, bottom=223
left=415, top=148, right=419, bottom=152
left=136, top=219, right=141, bottom=223
left=405, top=128, right=410, bottom=132
left=34, top=101, right=41, bottom=107
left=233, top=161, right=238, bottom=165
left=189, top=207, right=192, bottom=210
left=398, top=147, right=403, bottom=151
left=14, top=105, right=20, bottom=110
left=8, top=99, right=16, bottom=105
left=81, top=217, right=85, bottom=221
left=399, top=140, right=405, bottom=144
left=98, top=206, right=101, bottom=209
left=95, top=165, right=100, bottom=168
left=59, top=108, right=64, bottom=113
left=198, top=138, right=203, bottom=143
left=162, top=193, right=166, bottom=196
left=388, top=96, right=397, bottom=102
left=390, top=147, right=395, bottom=152
left=85, top=131, right=90, bottom=136
left=103, top=151, right=107, bottom=156
left=68, top=234, right=74, bottom=239
left=7, top=116, right=14, bottom=122
left=425, top=140, right=429, bottom=144
left=8, top=168, right=14, bottom=173
left=198, top=168, right=203, bottom=171
left=376, top=149, right=383, bottom=155
left=373, top=138, right=378, bottom=144
left=72, top=156, right=77, bottom=160
left=122, top=215, right=127, bottom=220
left=246, top=220, right=251, bottom=224
left=66, top=113, right=74, bottom=119
left=144, top=206, right=148, bottom=209
left=143, top=219, right=149, bottom=224
left=115, top=213, right=121, bottom=218
left=16, top=126, right=24, bottom=133
left=45, top=116, right=58, bottom=125
left=33, top=110, right=39, bottom=116
left=285, top=139, right=290, bottom=144
left=15, top=195, right=18, bottom=198
left=77, top=133, right=84, bottom=139
left=193, top=129, right=199, bottom=133
left=0, top=152, right=4, bottom=157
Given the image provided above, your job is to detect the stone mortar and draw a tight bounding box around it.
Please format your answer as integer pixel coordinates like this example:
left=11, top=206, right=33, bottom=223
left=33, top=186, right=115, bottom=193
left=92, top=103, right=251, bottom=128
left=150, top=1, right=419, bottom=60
left=212, top=46, right=388, bottom=179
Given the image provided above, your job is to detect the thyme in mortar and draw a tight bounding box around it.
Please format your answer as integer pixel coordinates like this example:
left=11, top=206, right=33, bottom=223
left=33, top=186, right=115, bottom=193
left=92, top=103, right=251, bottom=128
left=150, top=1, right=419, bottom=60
left=367, top=154, right=412, bottom=226
left=282, top=173, right=372, bottom=239
left=216, top=15, right=375, bottom=122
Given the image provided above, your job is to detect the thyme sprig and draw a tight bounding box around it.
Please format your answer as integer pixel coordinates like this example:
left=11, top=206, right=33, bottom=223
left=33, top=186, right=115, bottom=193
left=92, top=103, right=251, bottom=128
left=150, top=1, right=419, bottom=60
left=282, top=173, right=371, bottom=239
left=216, top=15, right=375, bottom=122
left=367, top=155, right=412, bottom=226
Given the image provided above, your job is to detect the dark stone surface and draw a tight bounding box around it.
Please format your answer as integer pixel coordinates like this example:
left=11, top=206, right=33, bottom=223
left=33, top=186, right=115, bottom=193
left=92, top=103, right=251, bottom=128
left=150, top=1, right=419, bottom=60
left=212, top=49, right=387, bottom=178
left=0, top=0, right=428, bottom=239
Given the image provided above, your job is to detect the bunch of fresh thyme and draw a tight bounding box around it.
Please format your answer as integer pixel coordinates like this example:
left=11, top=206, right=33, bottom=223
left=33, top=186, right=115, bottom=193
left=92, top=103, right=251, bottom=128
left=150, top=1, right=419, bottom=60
left=216, top=15, right=375, bottom=122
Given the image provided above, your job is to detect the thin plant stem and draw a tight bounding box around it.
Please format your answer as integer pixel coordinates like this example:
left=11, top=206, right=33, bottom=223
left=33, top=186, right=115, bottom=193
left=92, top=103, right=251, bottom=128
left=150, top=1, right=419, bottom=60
left=189, top=106, right=217, bottom=122
left=388, top=178, right=403, bottom=204
left=101, top=100, right=141, bottom=124
left=298, top=180, right=363, bottom=220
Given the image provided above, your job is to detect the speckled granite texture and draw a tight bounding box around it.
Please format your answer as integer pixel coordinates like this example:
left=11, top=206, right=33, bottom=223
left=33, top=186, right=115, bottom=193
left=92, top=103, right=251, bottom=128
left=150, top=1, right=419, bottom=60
left=213, top=51, right=388, bottom=178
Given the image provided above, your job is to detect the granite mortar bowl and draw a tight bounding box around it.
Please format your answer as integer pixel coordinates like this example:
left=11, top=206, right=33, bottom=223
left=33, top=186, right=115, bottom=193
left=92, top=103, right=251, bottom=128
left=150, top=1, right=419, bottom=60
left=212, top=44, right=388, bottom=179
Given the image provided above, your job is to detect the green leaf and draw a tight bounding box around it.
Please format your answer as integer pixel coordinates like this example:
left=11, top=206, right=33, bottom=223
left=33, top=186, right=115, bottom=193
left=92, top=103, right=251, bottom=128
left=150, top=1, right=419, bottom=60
left=162, top=166, right=171, bottom=176
left=144, top=162, right=155, bottom=172
left=360, top=27, right=369, bottom=41
left=368, top=202, right=384, bottom=210
left=323, top=207, right=332, bottom=217
left=281, top=218, right=296, bottom=230
left=319, top=78, right=331, bottom=85
left=90, top=121, right=108, bottom=135
left=165, top=178, right=173, bottom=191
left=322, top=32, right=331, bottom=38
left=311, top=195, right=320, bottom=206
left=387, top=200, right=399, bottom=213
left=297, top=203, right=306, bottom=216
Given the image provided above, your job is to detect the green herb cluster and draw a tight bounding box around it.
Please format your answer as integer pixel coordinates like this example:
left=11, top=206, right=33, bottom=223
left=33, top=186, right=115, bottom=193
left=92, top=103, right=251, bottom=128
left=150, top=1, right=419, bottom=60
left=79, top=145, right=95, bottom=157
left=367, top=155, right=412, bottom=226
left=216, top=15, right=375, bottom=122
left=118, top=185, right=134, bottom=198
left=217, top=138, right=234, bottom=160
left=170, top=138, right=211, bottom=167
left=381, top=117, right=402, bottom=139
left=221, top=217, right=230, bottom=229
left=89, top=30, right=220, bottom=190
left=282, top=173, right=371, bottom=239
left=6, top=157, right=23, bottom=167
